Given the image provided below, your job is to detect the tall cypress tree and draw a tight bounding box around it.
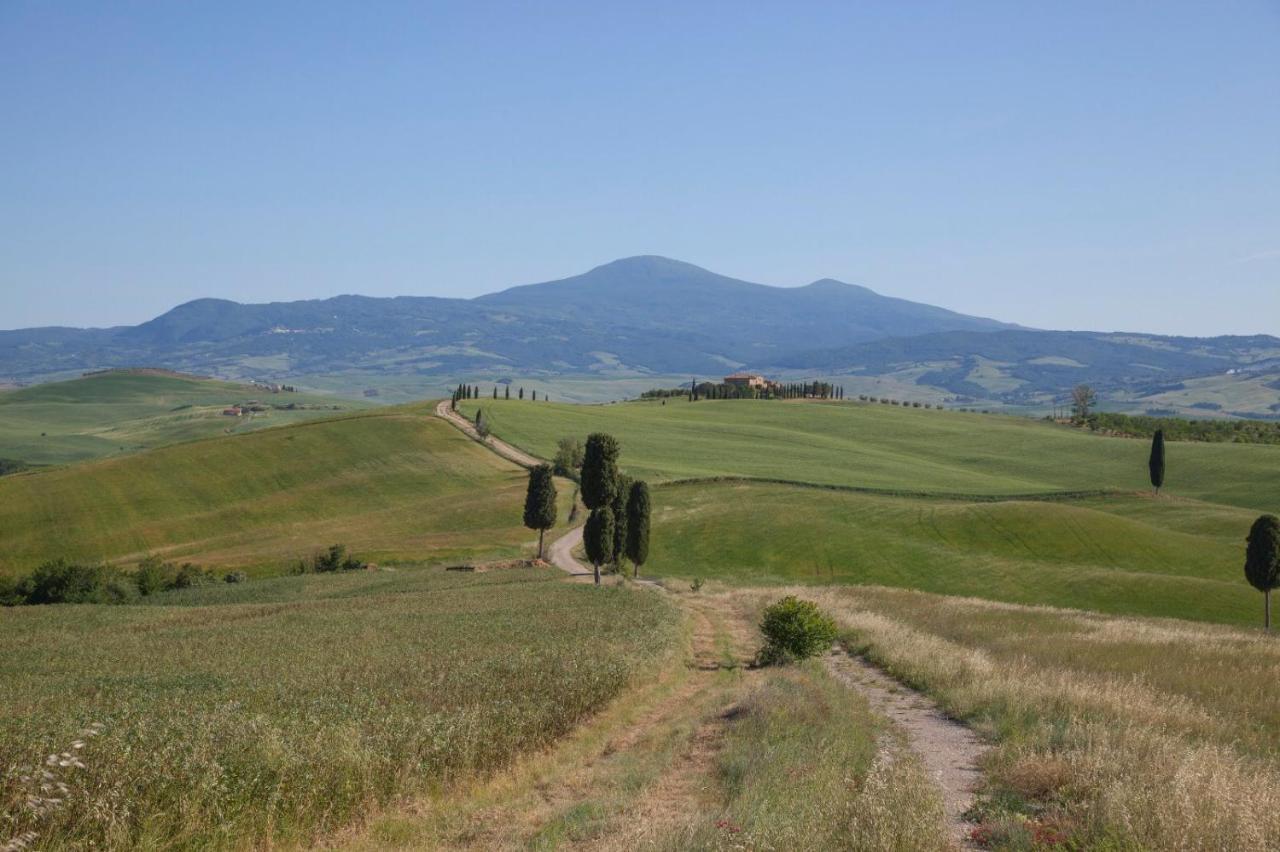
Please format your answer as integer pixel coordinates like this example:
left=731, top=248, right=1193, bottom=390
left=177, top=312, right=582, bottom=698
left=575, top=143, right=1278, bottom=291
left=625, top=480, right=651, bottom=579
left=583, top=506, right=615, bottom=586
left=505, top=385, right=510, bottom=400
left=1149, top=429, right=1166, bottom=495
left=532, top=390, right=537, bottom=401
left=519, top=387, right=524, bottom=400
left=610, top=475, right=632, bottom=571
left=522, top=464, right=557, bottom=559
left=493, top=387, right=498, bottom=400
left=1245, top=514, right=1280, bottom=631
left=580, top=433, right=620, bottom=510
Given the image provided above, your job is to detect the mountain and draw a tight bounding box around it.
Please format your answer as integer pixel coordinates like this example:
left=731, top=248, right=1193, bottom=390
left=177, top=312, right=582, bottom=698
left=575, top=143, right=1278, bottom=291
left=2, top=255, right=1277, bottom=416
left=0, top=256, right=1014, bottom=381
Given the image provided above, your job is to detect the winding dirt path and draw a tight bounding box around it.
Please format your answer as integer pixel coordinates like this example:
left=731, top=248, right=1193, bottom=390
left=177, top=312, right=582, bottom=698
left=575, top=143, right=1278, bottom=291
left=434, top=399, right=543, bottom=469
left=824, top=649, right=988, bottom=849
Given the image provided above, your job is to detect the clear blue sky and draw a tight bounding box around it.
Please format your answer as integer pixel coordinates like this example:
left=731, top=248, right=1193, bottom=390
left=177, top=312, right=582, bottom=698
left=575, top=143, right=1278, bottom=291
left=2, top=1, right=1277, bottom=335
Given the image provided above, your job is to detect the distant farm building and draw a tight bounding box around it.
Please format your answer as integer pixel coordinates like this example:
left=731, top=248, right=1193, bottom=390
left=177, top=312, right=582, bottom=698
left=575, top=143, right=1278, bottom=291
left=723, top=373, right=771, bottom=389
left=222, top=406, right=242, bottom=417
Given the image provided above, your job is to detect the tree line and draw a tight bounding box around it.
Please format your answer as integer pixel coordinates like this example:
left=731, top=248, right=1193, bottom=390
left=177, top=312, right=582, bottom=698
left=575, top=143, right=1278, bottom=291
left=451, top=383, right=547, bottom=408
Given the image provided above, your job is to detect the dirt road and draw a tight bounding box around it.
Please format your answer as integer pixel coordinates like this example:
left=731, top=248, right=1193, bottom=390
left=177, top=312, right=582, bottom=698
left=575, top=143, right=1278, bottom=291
left=433, top=399, right=544, bottom=469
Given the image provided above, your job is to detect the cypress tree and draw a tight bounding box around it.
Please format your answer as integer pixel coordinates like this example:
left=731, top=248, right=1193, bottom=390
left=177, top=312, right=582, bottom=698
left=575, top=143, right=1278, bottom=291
left=519, top=387, right=524, bottom=400
left=505, top=385, right=510, bottom=400
left=493, top=387, right=498, bottom=400
left=1148, top=430, right=1166, bottom=495
left=1245, top=514, right=1280, bottom=631
left=522, top=464, right=558, bottom=559
left=580, top=433, right=620, bottom=510
left=532, top=390, right=537, bottom=401
left=583, top=507, right=615, bottom=586
left=610, top=475, right=632, bottom=571
left=625, top=480, right=650, bottom=578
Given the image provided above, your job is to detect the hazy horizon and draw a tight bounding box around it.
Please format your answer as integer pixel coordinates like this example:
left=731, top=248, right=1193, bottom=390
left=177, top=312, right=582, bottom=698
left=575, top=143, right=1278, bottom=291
left=3, top=3, right=1278, bottom=335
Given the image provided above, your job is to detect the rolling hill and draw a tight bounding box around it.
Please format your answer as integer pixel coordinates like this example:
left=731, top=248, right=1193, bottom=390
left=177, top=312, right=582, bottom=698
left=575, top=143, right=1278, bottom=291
left=0, top=404, right=573, bottom=576
left=0, top=369, right=366, bottom=466
left=457, top=396, right=1276, bottom=624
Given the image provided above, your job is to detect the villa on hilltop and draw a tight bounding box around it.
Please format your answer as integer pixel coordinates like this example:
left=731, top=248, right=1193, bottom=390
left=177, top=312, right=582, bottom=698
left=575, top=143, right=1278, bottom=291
left=723, top=372, right=773, bottom=389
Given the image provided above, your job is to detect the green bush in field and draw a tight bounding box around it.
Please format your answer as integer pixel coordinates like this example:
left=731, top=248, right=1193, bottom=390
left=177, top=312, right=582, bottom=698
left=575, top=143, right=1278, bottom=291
left=757, top=596, right=838, bottom=665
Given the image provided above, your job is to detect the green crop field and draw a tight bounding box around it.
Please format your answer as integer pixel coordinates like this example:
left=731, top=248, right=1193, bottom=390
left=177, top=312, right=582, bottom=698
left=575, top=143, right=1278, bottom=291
left=458, top=397, right=1277, bottom=624
left=0, top=371, right=369, bottom=467
left=0, top=566, right=679, bottom=849
left=456, top=397, right=1280, bottom=510
left=0, top=404, right=574, bottom=578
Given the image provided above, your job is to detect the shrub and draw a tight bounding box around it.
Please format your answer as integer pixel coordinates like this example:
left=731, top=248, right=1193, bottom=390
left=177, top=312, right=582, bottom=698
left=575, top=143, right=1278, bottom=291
left=690, top=577, right=705, bottom=593
left=14, top=559, right=130, bottom=605
left=553, top=437, right=585, bottom=478
left=297, top=544, right=365, bottom=574
left=756, top=596, right=838, bottom=665
left=224, top=571, right=248, bottom=584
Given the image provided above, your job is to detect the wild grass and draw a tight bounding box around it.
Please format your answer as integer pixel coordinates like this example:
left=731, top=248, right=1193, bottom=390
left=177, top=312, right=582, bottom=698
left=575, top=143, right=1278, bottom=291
left=802, top=585, right=1280, bottom=850
left=653, top=664, right=947, bottom=851
left=0, top=566, right=680, bottom=849
left=0, top=411, right=573, bottom=577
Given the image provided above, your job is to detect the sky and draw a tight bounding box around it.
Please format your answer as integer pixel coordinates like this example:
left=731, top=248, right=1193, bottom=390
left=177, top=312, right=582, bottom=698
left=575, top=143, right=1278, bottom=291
left=2, top=1, right=1278, bottom=335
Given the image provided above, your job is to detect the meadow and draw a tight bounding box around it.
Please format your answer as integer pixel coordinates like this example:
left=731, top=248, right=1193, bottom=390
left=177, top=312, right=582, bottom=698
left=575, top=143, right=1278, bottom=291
left=0, top=566, right=679, bottom=849
left=457, top=397, right=1280, bottom=510
left=792, top=585, right=1280, bottom=850
left=0, top=371, right=366, bottom=467
left=0, top=406, right=573, bottom=577
left=460, top=397, right=1275, bottom=625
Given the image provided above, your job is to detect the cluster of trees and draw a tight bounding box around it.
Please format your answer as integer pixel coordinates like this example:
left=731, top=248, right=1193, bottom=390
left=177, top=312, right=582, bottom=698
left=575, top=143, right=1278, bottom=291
left=1074, top=411, right=1280, bottom=445
left=642, top=381, right=846, bottom=401
left=0, top=556, right=223, bottom=607
left=522, top=433, right=652, bottom=584
left=452, top=383, right=546, bottom=408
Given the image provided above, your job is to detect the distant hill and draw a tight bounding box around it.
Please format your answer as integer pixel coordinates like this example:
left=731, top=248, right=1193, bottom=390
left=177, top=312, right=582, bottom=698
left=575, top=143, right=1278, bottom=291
left=772, top=330, right=1280, bottom=410
left=1, top=255, right=1277, bottom=415
left=0, top=370, right=363, bottom=466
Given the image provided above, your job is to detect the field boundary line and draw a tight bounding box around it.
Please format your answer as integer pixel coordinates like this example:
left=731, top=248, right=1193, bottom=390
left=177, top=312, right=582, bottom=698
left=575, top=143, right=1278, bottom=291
left=656, top=475, right=1122, bottom=503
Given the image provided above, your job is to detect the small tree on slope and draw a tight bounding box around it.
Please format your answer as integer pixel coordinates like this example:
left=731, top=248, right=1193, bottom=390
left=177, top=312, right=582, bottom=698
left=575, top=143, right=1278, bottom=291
left=583, top=506, right=615, bottom=586
left=522, top=464, right=557, bottom=560
left=1245, top=515, right=1280, bottom=632
left=1149, top=429, right=1166, bottom=495
left=625, top=480, right=651, bottom=579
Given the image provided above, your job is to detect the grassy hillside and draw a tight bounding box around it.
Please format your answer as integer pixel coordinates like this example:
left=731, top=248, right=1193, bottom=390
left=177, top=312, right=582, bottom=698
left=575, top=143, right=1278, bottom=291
left=457, top=396, right=1280, bottom=511
left=0, top=371, right=367, bottom=466
left=0, top=405, right=572, bottom=577
left=459, top=397, right=1274, bottom=624
left=0, top=567, right=678, bottom=849
left=648, top=482, right=1258, bottom=625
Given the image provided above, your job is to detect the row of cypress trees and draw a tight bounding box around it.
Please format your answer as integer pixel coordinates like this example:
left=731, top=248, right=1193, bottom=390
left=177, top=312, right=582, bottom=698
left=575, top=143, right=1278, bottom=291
left=452, top=383, right=545, bottom=407
left=1147, top=428, right=1279, bottom=630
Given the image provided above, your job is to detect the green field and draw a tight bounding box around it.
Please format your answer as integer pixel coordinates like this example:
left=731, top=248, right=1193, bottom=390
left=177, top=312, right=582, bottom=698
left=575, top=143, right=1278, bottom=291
left=0, top=371, right=368, bottom=466
left=459, top=397, right=1275, bottom=624
left=0, top=566, right=678, bottom=849
left=0, top=404, right=573, bottom=577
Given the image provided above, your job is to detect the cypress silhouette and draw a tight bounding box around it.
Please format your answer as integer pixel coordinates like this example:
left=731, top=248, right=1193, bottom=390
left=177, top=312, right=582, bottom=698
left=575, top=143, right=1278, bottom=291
left=505, top=385, right=510, bottom=400
left=580, top=433, right=620, bottom=510
left=1245, top=514, right=1280, bottom=632
left=1148, top=429, right=1166, bottom=495
left=583, top=506, right=615, bottom=586
left=625, top=480, right=650, bottom=578
left=522, top=464, right=557, bottom=560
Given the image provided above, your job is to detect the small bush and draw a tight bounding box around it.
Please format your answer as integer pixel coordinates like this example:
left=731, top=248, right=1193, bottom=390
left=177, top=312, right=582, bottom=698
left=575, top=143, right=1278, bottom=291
left=224, top=571, right=248, bottom=584
left=756, top=596, right=838, bottom=665
left=690, top=577, right=705, bottom=593
left=296, top=544, right=366, bottom=574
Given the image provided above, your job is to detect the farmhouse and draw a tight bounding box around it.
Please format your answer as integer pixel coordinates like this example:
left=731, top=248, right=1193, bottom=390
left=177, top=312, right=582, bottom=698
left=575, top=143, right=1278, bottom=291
left=723, top=372, right=771, bottom=389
